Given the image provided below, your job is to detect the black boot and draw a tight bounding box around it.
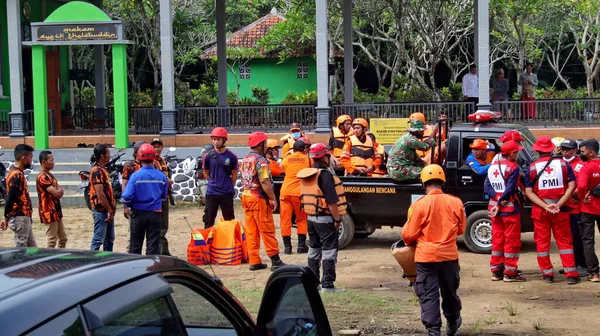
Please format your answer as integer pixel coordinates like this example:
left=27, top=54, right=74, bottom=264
left=270, top=254, right=286, bottom=271
left=446, top=316, right=462, bottom=336
left=427, top=326, right=441, bottom=336
left=297, top=234, right=308, bottom=254
left=283, top=236, right=292, bottom=255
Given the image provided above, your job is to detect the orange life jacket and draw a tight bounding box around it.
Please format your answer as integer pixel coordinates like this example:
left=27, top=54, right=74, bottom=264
left=372, top=143, right=387, bottom=177
left=298, top=168, right=347, bottom=216
left=331, top=127, right=353, bottom=158
left=349, top=135, right=374, bottom=170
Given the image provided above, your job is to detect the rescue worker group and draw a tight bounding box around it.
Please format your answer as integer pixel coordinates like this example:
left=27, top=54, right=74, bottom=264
left=3, top=112, right=600, bottom=335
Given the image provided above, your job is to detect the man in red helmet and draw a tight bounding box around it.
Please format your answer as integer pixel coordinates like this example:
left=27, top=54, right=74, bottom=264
left=485, top=140, right=527, bottom=282
left=203, top=127, right=238, bottom=228
left=525, top=136, right=579, bottom=285
left=492, top=130, right=523, bottom=164
left=240, top=132, right=286, bottom=271
left=299, top=143, right=346, bottom=293
left=121, top=143, right=169, bottom=255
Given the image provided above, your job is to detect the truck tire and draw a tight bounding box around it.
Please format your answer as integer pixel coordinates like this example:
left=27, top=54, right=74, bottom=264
left=338, top=214, right=355, bottom=250
left=464, top=210, right=492, bottom=254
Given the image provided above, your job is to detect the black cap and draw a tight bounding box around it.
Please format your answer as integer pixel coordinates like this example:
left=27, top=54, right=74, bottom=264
left=560, top=139, right=578, bottom=149
left=133, top=140, right=146, bottom=153
left=151, top=138, right=163, bottom=145
left=293, top=140, right=306, bottom=152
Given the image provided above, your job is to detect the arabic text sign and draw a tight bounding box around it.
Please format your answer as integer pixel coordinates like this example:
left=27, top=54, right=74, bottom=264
left=369, top=118, right=410, bottom=145
left=36, top=24, right=118, bottom=42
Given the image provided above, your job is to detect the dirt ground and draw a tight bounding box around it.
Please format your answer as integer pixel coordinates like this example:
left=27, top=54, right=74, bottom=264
left=2, top=203, right=600, bottom=335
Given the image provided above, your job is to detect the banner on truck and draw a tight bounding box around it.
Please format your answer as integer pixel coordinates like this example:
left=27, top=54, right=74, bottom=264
left=369, top=118, right=410, bottom=145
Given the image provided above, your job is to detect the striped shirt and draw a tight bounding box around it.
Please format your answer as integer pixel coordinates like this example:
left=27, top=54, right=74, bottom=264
left=121, top=165, right=168, bottom=211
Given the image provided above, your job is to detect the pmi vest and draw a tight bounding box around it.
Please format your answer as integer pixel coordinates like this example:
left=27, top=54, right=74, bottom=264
left=298, top=168, right=347, bottom=216
left=331, top=127, right=352, bottom=158
left=486, top=159, right=519, bottom=212
left=529, top=157, right=569, bottom=204
left=349, top=135, right=374, bottom=169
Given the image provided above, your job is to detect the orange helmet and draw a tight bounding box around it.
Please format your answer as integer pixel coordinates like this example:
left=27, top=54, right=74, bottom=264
left=266, top=139, right=281, bottom=149
left=409, top=112, right=426, bottom=123
left=336, top=115, right=352, bottom=127
left=210, top=127, right=228, bottom=140
left=138, top=143, right=156, bottom=161
left=248, top=132, right=268, bottom=148
left=352, top=118, right=368, bottom=129
left=469, top=139, right=488, bottom=150
left=421, top=164, right=446, bottom=183
left=309, top=143, right=331, bottom=159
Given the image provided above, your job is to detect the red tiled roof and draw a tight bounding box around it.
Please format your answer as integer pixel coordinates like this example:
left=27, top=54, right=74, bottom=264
left=201, top=9, right=287, bottom=59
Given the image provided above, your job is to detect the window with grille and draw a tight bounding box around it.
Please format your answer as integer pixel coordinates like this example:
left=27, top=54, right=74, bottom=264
left=239, top=65, right=250, bottom=79
left=297, top=62, right=308, bottom=79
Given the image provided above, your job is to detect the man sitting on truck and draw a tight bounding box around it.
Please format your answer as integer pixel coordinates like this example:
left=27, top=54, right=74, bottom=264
left=410, top=112, right=447, bottom=164
left=368, top=133, right=388, bottom=177
left=266, top=139, right=284, bottom=177
left=466, top=139, right=497, bottom=175
left=340, top=118, right=382, bottom=176
left=387, top=119, right=441, bottom=181
left=330, top=115, right=354, bottom=175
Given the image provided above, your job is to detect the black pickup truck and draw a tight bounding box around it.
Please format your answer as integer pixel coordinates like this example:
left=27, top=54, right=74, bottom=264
left=273, top=121, right=539, bottom=254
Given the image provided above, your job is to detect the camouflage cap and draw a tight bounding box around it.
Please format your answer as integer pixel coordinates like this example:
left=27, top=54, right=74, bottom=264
left=407, top=119, right=425, bottom=132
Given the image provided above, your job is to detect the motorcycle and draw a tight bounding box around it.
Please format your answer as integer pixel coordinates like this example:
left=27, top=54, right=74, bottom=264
left=78, top=148, right=126, bottom=210
left=191, top=144, right=214, bottom=206
left=164, top=147, right=178, bottom=206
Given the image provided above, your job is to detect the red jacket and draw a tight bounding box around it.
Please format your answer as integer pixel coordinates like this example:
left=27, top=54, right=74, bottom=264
left=565, top=156, right=585, bottom=213
left=577, top=159, right=600, bottom=216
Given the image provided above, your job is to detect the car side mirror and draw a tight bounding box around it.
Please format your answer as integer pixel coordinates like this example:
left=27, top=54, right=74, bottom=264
left=256, top=265, right=332, bottom=336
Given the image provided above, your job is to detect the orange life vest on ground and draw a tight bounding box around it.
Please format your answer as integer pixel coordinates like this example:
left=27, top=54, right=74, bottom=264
left=298, top=168, right=347, bottom=216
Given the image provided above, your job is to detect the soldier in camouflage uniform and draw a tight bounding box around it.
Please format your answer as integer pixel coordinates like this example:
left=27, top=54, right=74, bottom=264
left=388, top=119, right=439, bottom=181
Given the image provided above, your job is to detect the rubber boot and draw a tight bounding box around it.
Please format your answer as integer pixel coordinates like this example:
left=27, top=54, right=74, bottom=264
left=427, top=326, right=441, bottom=336
left=283, top=236, right=292, bottom=255
left=270, top=254, right=286, bottom=271
left=297, top=234, right=308, bottom=253
left=446, top=316, right=462, bottom=336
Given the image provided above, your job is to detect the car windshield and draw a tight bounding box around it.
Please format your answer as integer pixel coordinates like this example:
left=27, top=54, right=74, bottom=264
left=518, top=128, right=539, bottom=161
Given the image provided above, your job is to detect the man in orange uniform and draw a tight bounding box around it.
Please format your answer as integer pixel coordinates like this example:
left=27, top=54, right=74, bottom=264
left=410, top=112, right=447, bottom=164
left=341, top=118, right=381, bottom=176
left=281, top=122, right=305, bottom=155
left=576, top=139, right=600, bottom=282
left=240, top=132, right=286, bottom=271
left=559, top=139, right=588, bottom=277
left=525, top=136, right=579, bottom=285
left=330, top=115, right=354, bottom=175
left=280, top=139, right=312, bottom=254
left=402, top=164, right=465, bottom=336
left=485, top=140, right=526, bottom=282
left=266, top=139, right=284, bottom=177
left=466, top=139, right=497, bottom=175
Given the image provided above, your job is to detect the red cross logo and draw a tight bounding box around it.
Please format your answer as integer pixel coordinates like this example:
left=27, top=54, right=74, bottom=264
left=493, top=169, right=500, bottom=178
left=544, top=166, right=554, bottom=176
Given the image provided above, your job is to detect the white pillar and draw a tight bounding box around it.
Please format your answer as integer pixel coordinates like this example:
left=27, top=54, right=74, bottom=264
left=159, top=0, right=177, bottom=135
left=475, top=0, right=490, bottom=109
left=7, top=0, right=25, bottom=137
left=216, top=0, right=227, bottom=126
left=314, top=0, right=330, bottom=133
left=343, top=0, right=353, bottom=104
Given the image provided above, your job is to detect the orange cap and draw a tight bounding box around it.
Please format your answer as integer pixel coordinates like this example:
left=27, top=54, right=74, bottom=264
left=469, top=139, right=488, bottom=150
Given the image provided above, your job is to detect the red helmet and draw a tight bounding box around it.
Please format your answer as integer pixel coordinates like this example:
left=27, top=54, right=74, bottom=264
left=309, top=143, right=331, bottom=159
left=499, top=130, right=523, bottom=143
left=298, top=136, right=312, bottom=146
left=248, top=132, right=268, bottom=148
left=211, top=127, right=228, bottom=140
left=138, top=143, right=156, bottom=160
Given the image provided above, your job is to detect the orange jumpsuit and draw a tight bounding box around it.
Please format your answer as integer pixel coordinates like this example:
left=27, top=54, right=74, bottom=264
left=280, top=151, right=312, bottom=237
left=340, top=135, right=382, bottom=176
left=269, top=158, right=284, bottom=177
left=240, top=152, right=280, bottom=265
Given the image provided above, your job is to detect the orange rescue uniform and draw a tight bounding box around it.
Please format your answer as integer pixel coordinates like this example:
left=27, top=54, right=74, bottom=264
left=280, top=151, right=312, bottom=237
left=340, top=135, right=382, bottom=175
left=402, top=189, right=466, bottom=262
left=372, top=141, right=387, bottom=177
left=268, top=158, right=284, bottom=177
left=330, top=127, right=354, bottom=159
left=240, top=152, right=280, bottom=265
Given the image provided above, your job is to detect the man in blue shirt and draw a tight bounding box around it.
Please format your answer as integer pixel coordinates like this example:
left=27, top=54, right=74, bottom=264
left=466, top=139, right=498, bottom=175
left=203, top=127, right=239, bottom=228
left=121, top=143, right=168, bottom=255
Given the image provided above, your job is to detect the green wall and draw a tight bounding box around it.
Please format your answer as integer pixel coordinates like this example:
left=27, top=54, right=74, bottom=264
left=0, top=0, right=71, bottom=113
left=0, top=0, right=10, bottom=111
left=227, top=57, right=317, bottom=104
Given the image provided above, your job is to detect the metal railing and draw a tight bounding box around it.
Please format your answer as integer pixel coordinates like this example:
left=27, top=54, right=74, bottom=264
left=176, top=104, right=316, bottom=133
left=24, top=109, right=56, bottom=135
left=332, top=101, right=476, bottom=124
left=491, top=99, right=600, bottom=126
left=133, top=107, right=162, bottom=134
left=0, top=111, right=10, bottom=135
left=72, top=106, right=127, bottom=129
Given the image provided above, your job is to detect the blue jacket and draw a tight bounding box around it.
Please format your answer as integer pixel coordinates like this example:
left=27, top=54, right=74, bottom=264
left=121, top=165, right=168, bottom=211
left=466, top=149, right=497, bottom=175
